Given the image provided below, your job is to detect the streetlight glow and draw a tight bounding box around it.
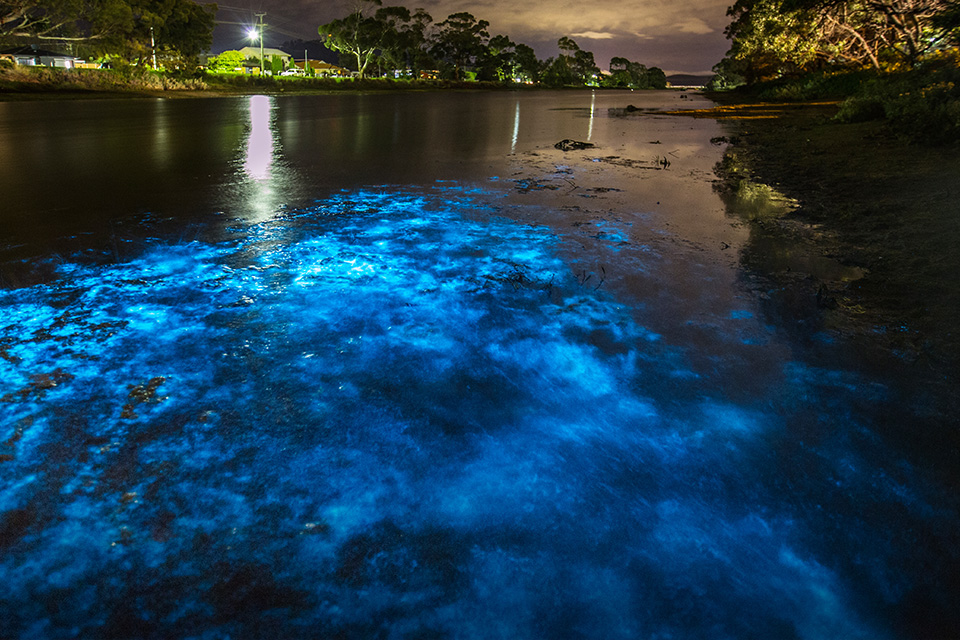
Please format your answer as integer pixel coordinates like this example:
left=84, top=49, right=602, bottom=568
left=247, top=27, right=259, bottom=41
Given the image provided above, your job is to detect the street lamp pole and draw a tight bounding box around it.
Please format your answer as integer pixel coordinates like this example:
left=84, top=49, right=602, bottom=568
left=255, top=12, right=266, bottom=75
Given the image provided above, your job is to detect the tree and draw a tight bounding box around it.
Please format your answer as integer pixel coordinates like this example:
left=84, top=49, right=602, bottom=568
left=550, top=37, right=599, bottom=85
left=370, top=4, right=415, bottom=76
left=786, top=0, right=955, bottom=66
left=1, top=0, right=215, bottom=67
left=146, top=0, right=216, bottom=67
left=720, top=0, right=959, bottom=81
left=602, top=56, right=666, bottom=89
left=319, top=0, right=386, bottom=79
left=403, top=8, right=434, bottom=77
left=572, top=47, right=601, bottom=85
left=722, top=0, right=822, bottom=81
left=645, top=66, right=667, bottom=88
left=0, top=0, right=134, bottom=41
left=604, top=57, right=646, bottom=87
left=557, top=36, right=579, bottom=58
left=476, top=34, right=516, bottom=81
left=430, top=12, right=489, bottom=80
left=541, top=56, right=576, bottom=86
left=512, top=43, right=540, bottom=82
left=208, top=49, right=244, bottom=72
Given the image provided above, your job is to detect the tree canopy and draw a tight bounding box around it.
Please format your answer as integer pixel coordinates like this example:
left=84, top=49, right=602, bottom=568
left=430, top=11, right=489, bottom=80
left=314, top=2, right=667, bottom=87
left=1, top=0, right=215, bottom=65
left=718, top=0, right=960, bottom=82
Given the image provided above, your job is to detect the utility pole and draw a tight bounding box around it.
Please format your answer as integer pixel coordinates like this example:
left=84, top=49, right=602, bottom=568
left=150, top=26, right=157, bottom=70
left=255, top=12, right=266, bottom=75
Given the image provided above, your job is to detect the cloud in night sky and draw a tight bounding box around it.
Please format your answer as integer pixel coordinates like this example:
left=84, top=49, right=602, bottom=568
left=209, top=0, right=733, bottom=74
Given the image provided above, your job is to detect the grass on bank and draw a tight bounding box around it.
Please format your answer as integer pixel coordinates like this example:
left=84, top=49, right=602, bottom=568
left=0, top=63, right=207, bottom=93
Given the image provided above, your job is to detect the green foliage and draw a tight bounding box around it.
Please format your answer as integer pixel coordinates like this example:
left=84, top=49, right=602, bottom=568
left=475, top=34, right=515, bottom=82
left=540, top=57, right=576, bottom=87
left=319, top=0, right=433, bottom=79
left=834, top=59, right=960, bottom=141
left=512, top=44, right=540, bottom=83
left=543, top=37, right=600, bottom=87
left=0, top=0, right=215, bottom=68
left=751, top=69, right=878, bottom=100
left=208, top=50, right=245, bottom=72
left=319, top=0, right=390, bottom=79
left=0, top=64, right=207, bottom=91
left=310, top=3, right=661, bottom=88
left=0, top=0, right=133, bottom=41
left=720, top=0, right=959, bottom=85
left=271, top=55, right=282, bottom=75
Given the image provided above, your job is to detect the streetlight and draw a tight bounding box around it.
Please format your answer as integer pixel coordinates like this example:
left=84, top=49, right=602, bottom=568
left=248, top=13, right=265, bottom=75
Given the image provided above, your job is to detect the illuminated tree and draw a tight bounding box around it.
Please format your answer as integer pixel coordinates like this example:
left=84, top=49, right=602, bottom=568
left=208, top=49, right=244, bottom=72
left=721, top=0, right=959, bottom=81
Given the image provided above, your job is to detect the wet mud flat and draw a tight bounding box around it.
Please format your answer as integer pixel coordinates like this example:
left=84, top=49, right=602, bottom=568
left=693, top=98, right=960, bottom=463
left=1, top=91, right=959, bottom=639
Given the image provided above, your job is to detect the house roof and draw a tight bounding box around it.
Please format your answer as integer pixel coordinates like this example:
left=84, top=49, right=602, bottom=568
left=237, top=46, right=291, bottom=59
left=296, top=60, right=348, bottom=71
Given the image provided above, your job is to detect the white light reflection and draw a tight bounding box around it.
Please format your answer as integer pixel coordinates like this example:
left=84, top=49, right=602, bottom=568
left=239, top=94, right=285, bottom=222
left=244, top=95, right=275, bottom=182
left=587, top=91, right=596, bottom=142
left=511, top=100, right=520, bottom=153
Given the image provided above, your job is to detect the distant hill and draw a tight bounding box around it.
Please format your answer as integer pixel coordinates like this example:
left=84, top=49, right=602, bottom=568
left=666, top=74, right=713, bottom=88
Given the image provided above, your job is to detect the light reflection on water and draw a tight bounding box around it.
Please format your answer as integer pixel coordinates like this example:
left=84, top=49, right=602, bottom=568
left=243, top=95, right=275, bottom=182
left=239, top=95, right=283, bottom=222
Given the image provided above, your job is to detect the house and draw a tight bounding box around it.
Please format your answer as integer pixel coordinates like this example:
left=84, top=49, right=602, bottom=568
left=296, top=60, right=350, bottom=78
left=0, top=46, right=86, bottom=68
left=237, top=47, right=292, bottom=71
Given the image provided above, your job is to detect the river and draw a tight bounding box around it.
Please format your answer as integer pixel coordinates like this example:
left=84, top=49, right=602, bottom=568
left=0, top=91, right=956, bottom=639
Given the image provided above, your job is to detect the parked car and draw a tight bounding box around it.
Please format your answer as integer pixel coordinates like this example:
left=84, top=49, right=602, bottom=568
left=279, top=68, right=305, bottom=77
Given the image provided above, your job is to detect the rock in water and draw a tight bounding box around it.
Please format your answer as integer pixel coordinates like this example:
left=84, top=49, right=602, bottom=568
left=555, top=139, right=595, bottom=151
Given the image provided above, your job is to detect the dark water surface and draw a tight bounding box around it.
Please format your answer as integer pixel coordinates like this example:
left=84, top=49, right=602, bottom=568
left=1, top=92, right=957, bottom=639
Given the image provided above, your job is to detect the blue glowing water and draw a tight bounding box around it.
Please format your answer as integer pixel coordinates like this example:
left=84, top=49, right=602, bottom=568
left=1, top=93, right=958, bottom=639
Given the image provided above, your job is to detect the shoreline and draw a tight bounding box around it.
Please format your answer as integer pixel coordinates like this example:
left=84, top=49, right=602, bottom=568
left=703, top=95, right=960, bottom=436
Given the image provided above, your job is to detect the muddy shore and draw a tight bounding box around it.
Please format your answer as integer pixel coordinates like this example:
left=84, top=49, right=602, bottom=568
left=702, top=96, right=960, bottom=465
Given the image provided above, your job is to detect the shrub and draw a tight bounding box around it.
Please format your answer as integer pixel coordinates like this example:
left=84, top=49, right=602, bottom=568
left=834, top=62, right=960, bottom=142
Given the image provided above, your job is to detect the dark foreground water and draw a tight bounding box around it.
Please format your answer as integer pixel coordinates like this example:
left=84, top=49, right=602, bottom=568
left=0, top=92, right=957, bottom=639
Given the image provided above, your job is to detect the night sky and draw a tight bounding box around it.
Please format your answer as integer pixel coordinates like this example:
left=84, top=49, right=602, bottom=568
left=205, top=0, right=732, bottom=75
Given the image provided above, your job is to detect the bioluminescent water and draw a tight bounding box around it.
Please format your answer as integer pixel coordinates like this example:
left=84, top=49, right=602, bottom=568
left=1, top=93, right=958, bottom=639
